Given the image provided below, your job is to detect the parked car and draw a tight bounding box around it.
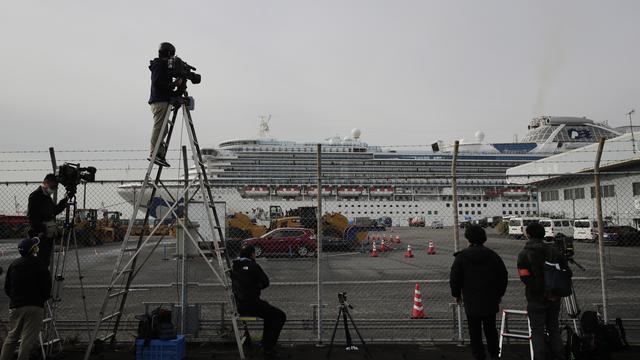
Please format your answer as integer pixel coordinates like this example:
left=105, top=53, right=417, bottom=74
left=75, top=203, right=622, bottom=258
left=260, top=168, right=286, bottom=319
left=375, top=216, right=392, bottom=228
left=508, top=217, right=542, bottom=239
left=602, top=226, right=640, bottom=246
left=573, top=219, right=616, bottom=242
left=431, top=220, right=444, bottom=229
left=408, top=216, right=425, bottom=227
left=539, top=218, right=573, bottom=239
left=243, top=228, right=317, bottom=257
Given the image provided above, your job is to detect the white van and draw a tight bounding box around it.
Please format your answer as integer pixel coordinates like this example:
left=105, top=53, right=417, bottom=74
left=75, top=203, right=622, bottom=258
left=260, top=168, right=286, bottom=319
left=573, top=219, right=615, bottom=242
left=508, top=217, right=542, bottom=239
left=539, top=219, right=573, bottom=239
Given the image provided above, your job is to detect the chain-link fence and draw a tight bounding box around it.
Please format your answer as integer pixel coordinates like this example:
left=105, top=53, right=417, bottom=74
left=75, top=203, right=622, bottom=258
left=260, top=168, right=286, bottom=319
left=1, top=143, right=639, bottom=345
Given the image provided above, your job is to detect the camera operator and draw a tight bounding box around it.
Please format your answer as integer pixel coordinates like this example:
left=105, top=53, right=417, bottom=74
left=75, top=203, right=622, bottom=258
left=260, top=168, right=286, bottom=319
left=148, top=41, right=181, bottom=168
left=0, top=237, right=52, bottom=360
left=517, top=223, right=572, bottom=360
left=27, top=174, right=68, bottom=267
left=231, top=244, right=286, bottom=359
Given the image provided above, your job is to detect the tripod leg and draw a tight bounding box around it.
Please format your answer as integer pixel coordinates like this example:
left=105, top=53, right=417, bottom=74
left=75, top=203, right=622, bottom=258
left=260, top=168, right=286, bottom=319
left=345, top=308, right=372, bottom=358
left=326, top=308, right=343, bottom=358
left=342, top=308, right=354, bottom=349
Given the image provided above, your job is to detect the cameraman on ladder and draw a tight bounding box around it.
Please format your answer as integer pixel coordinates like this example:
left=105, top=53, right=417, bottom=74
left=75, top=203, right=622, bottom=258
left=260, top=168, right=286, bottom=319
left=27, top=174, right=68, bottom=268
left=148, top=42, right=183, bottom=168
left=517, top=222, right=572, bottom=360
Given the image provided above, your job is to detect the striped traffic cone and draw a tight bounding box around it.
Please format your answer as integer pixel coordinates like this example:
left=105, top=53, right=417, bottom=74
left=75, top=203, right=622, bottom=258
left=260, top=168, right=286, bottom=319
left=371, top=242, right=379, bottom=257
left=404, top=244, right=414, bottom=258
left=411, top=283, right=427, bottom=319
left=427, top=240, right=436, bottom=255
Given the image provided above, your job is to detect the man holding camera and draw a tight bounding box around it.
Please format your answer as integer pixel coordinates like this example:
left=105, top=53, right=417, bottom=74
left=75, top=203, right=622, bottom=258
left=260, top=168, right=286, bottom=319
left=0, top=237, right=52, bottom=360
left=148, top=42, right=182, bottom=168
left=517, top=223, right=572, bottom=360
left=231, top=244, right=287, bottom=359
left=27, top=174, right=68, bottom=267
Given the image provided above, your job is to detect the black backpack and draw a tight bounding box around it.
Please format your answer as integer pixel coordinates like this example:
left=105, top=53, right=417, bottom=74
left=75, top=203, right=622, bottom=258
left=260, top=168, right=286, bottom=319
left=136, top=307, right=177, bottom=346
left=542, top=247, right=572, bottom=298
left=602, top=318, right=629, bottom=351
left=579, top=311, right=610, bottom=360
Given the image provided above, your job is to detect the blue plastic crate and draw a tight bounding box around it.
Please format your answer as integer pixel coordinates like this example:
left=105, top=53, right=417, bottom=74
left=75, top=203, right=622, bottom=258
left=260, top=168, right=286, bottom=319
left=135, top=335, right=185, bottom=360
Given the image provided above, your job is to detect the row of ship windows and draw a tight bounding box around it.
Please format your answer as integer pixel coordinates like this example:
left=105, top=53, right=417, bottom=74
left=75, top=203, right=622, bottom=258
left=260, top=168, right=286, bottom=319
left=503, top=210, right=534, bottom=216
left=343, top=210, right=440, bottom=215
left=502, top=203, right=537, bottom=208
left=446, top=203, right=489, bottom=208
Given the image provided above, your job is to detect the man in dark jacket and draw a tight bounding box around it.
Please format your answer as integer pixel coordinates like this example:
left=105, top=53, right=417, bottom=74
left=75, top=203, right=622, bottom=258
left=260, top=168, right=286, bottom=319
left=517, top=222, right=571, bottom=360
left=231, top=244, right=286, bottom=359
left=0, top=237, right=52, bottom=360
left=148, top=41, right=180, bottom=168
left=450, top=225, right=508, bottom=360
left=27, top=173, right=67, bottom=267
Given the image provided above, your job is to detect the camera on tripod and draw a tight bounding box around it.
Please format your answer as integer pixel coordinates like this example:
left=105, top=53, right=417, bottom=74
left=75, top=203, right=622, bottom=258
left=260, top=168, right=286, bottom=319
left=168, top=56, right=201, bottom=85
left=338, top=292, right=347, bottom=305
left=553, top=236, right=575, bottom=260
left=56, top=163, right=97, bottom=195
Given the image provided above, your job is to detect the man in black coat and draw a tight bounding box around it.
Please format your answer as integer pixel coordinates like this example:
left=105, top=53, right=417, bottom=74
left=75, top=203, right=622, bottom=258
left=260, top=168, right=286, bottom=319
left=231, top=244, right=286, bottom=359
left=517, top=222, right=571, bottom=360
left=147, top=41, right=181, bottom=168
left=27, top=173, right=67, bottom=267
left=0, top=237, right=52, bottom=360
left=450, top=225, right=508, bottom=360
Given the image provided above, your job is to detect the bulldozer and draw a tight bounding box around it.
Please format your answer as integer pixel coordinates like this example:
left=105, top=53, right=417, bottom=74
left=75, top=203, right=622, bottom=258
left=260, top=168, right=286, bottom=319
left=227, top=212, right=268, bottom=240
left=96, top=211, right=125, bottom=243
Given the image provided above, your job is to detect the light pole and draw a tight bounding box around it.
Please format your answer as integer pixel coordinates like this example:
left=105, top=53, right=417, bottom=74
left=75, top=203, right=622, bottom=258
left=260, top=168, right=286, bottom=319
left=627, top=109, right=636, bottom=153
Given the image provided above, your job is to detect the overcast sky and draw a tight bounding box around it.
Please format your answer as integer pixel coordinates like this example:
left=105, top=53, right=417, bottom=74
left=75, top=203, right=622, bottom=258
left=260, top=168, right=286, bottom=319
left=1, top=0, right=639, bottom=178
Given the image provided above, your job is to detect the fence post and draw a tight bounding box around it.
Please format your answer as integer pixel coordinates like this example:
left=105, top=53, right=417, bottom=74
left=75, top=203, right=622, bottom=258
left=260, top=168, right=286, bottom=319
left=593, top=137, right=609, bottom=324
left=450, top=140, right=463, bottom=344
left=316, top=143, right=323, bottom=345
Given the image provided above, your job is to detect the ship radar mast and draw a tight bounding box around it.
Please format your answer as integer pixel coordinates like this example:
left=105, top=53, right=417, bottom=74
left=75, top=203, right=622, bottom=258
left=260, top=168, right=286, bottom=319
left=258, top=114, right=272, bottom=138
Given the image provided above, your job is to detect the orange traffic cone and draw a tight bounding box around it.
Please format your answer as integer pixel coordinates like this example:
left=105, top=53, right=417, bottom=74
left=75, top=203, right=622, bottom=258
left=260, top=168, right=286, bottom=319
left=427, top=240, right=436, bottom=255
left=394, top=235, right=401, bottom=244
left=404, top=244, right=414, bottom=258
left=411, top=283, right=427, bottom=318
left=379, top=239, right=387, bottom=252
left=371, top=242, right=379, bottom=257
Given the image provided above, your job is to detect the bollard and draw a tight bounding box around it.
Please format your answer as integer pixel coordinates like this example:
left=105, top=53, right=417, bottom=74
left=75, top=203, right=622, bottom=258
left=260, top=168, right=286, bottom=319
left=163, top=243, right=169, bottom=261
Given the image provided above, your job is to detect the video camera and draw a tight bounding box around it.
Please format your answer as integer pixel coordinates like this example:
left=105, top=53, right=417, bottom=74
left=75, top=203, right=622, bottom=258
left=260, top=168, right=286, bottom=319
left=57, top=163, right=97, bottom=195
left=168, top=56, right=201, bottom=85
left=553, top=236, right=575, bottom=260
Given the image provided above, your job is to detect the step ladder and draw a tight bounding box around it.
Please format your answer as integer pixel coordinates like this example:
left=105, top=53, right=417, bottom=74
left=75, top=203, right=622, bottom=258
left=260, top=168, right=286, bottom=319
left=40, top=160, right=90, bottom=358
left=83, top=95, right=245, bottom=360
left=498, top=309, right=533, bottom=360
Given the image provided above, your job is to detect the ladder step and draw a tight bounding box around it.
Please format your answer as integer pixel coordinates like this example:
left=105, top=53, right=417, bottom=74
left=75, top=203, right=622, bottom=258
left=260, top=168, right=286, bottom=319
left=501, top=333, right=531, bottom=340
left=101, top=312, right=121, bottom=322
left=99, top=333, right=116, bottom=342
left=109, top=290, right=127, bottom=299
left=124, top=247, right=138, bottom=252
left=41, top=338, right=62, bottom=346
left=43, top=317, right=54, bottom=323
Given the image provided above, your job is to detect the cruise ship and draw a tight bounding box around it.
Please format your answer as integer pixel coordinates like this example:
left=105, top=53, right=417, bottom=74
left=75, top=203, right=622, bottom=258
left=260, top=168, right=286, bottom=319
left=117, top=116, right=621, bottom=226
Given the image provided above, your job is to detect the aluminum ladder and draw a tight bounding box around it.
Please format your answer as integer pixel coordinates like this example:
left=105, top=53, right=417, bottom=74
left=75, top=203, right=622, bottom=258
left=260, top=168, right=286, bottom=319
left=498, top=309, right=533, bottom=360
left=82, top=95, right=245, bottom=360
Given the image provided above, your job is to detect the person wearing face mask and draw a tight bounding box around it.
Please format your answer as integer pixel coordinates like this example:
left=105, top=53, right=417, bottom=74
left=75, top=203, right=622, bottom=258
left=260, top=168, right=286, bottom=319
left=27, top=174, right=67, bottom=267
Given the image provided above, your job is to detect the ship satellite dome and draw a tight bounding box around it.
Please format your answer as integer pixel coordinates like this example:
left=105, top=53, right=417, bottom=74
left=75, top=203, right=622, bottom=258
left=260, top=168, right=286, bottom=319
left=351, top=128, right=362, bottom=139
left=475, top=131, right=485, bottom=142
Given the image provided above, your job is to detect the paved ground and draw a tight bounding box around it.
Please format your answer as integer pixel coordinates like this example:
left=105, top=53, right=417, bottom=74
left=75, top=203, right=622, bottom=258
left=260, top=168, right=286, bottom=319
left=0, top=226, right=639, bottom=344
left=57, top=343, right=640, bottom=360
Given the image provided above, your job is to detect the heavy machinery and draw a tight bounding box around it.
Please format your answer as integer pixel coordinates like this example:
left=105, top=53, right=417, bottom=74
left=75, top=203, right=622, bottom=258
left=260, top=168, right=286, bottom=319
left=96, top=211, right=125, bottom=243
left=227, top=212, right=268, bottom=240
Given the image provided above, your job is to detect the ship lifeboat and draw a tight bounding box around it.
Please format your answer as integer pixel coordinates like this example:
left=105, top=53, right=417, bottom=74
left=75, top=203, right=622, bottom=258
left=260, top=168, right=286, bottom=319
left=307, top=186, right=333, bottom=196
left=337, top=186, right=364, bottom=197
left=369, top=186, right=394, bottom=197
left=244, top=186, right=270, bottom=197
left=503, top=188, right=529, bottom=197
left=276, top=185, right=301, bottom=197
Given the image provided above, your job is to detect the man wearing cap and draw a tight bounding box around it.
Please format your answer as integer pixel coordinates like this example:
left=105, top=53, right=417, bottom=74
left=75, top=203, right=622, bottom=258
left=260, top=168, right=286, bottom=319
left=27, top=174, right=67, bottom=267
left=450, top=225, right=508, bottom=360
left=0, top=237, right=52, bottom=360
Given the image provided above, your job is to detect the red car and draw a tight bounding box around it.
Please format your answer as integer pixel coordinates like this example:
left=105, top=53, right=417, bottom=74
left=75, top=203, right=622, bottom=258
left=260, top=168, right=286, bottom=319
left=243, top=228, right=317, bottom=257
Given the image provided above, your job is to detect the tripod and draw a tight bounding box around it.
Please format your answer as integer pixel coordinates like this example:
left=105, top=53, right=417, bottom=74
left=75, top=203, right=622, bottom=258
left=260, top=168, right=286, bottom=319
left=563, top=258, right=585, bottom=335
left=327, top=293, right=371, bottom=359
left=40, top=191, right=90, bottom=359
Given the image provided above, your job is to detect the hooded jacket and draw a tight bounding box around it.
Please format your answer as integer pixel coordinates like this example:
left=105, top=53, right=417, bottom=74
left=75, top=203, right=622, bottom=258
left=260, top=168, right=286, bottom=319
left=450, top=244, right=508, bottom=316
left=4, top=256, right=52, bottom=308
left=27, top=186, right=66, bottom=238
left=148, top=58, right=174, bottom=104
left=231, top=257, right=270, bottom=305
left=517, top=238, right=572, bottom=302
